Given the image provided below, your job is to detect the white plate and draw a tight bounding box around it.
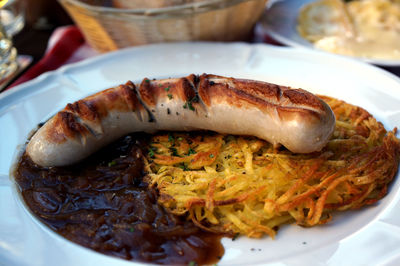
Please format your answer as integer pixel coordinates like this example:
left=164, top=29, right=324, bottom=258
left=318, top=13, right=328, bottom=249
left=260, top=0, right=400, bottom=67
left=1, top=42, right=400, bottom=266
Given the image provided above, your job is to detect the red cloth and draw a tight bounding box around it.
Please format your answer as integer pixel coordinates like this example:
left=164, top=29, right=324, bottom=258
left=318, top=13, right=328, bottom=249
left=7, top=26, right=88, bottom=90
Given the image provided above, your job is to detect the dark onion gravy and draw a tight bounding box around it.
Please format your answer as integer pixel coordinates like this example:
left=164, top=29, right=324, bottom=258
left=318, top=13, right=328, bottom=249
left=14, top=134, right=225, bottom=265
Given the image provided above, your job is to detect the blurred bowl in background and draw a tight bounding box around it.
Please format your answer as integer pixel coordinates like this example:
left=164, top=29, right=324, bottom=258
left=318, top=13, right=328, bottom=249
left=58, top=0, right=268, bottom=53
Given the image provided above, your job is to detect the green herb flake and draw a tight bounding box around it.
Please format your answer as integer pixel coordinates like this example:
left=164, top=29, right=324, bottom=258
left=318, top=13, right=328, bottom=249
left=145, top=79, right=150, bottom=83
left=182, top=95, right=198, bottom=111
left=178, top=163, right=189, bottom=171
left=108, top=160, right=117, bottom=167
left=187, top=102, right=195, bottom=111
left=168, top=133, right=175, bottom=143
left=164, top=86, right=170, bottom=92
left=188, top=261, right=197, bottom=266
left=167, top=94, right=173, bottom=100
left=170, top=147, right=179, bottom=157
left=178, top=137, right=183, bottom=141
left=232, top=233, right=240, bottom=241
left=188, top=148, right=196, bottom=155
left=129, top=228, right=134, bottom=232
left=148, top=148, right=155, bottom=158
left=209, top=154, right=214, bottom=158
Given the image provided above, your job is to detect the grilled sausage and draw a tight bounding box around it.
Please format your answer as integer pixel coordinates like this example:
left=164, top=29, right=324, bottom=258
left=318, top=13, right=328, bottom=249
left=26, top=74, right=335, bottom=167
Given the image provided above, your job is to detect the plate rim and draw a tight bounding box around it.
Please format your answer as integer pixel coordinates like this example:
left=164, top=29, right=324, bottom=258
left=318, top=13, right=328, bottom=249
left=2, top=42, right=400, bottom=107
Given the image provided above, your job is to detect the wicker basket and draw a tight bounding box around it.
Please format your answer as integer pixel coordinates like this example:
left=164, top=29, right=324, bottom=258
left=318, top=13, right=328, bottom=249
left=58, top=0, right=268, bottom=53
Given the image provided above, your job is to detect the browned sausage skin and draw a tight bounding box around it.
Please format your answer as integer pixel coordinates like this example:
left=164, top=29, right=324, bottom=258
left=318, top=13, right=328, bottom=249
left=26, top=74, right=335, bottom=167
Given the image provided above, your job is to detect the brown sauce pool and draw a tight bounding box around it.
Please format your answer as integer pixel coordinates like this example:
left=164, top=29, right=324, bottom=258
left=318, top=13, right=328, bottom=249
left=14, top=134, right=225, bottom=265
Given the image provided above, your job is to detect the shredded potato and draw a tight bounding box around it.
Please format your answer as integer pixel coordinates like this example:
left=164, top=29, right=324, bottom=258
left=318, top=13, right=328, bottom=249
left=144, top=96, right=400, bottom=238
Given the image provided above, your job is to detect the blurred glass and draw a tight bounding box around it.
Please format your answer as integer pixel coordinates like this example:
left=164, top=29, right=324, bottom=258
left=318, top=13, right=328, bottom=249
left=0, top=0, right=25, bottom=36
left=0, top=0, right=25, bottom=85
left=0, top=18, right=17, bottom=81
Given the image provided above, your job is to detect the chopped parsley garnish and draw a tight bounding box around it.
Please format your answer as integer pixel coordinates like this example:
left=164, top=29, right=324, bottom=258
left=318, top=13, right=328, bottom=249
left=167, top=94, right=173, bottom=100
left=187, top=102, right=195, bottom=111
left=108, top=160, right=117, bottom=167
left=168, top=133, right=175, bottom=142
left=164, top=86, right=170, bottom=92
left=148, top=148, right=155, bottom=158
left=188, top=147, right=196, bottom=155
left=144, top=79, right=150, bottom=83
left=183, top=102, right=195, bottom=111
left=182, top=95, right=198, bottom=111
left=170, top=147, right=179, bottom=156
left=178, top=163, right=189, bottom=171
left=209, top=154, right=214, bottom=158
left=232, top=233, right=240, bottom=241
